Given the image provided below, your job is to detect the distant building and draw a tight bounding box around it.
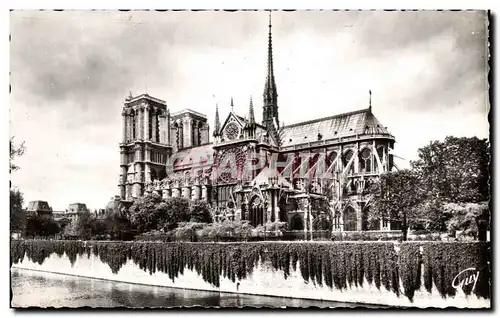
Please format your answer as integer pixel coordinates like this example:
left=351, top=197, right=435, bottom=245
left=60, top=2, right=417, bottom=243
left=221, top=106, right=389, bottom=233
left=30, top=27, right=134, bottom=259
left=67, top=203, right=89, bottom=214
left=26, top=200, right=52, bottom=216
left=53, top=203, right=89, bottom=223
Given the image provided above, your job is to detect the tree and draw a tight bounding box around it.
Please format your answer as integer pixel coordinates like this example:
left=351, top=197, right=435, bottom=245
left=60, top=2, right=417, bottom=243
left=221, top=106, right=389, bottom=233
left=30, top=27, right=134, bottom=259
left=104, top=212, right=132, bottom=240
left=10, top=137, right=26, bottom=173
left=99, top=197, right=132, bottom=240
left=418, top=198, right=450, bottom=232
left=10, top=137, right=27, bottom=234
left=74, top=211, right=94, bottom=240
left=129, top=193, right=164, bottom=233
left=189, top=200, right=213, bottom=223
left=10, top=189, right=25, bottom=233
left=63, top=217, right=78, bottom=237
left=25, top=214, right=60, bottom=238
left=129, top=194, right=191, bottom=233
left=162, top=197, right=191, bottom=230
left=411, top=136, right=489, bottom=203
left=370, top=169, right=425, bottom=241
left=444, top=201, right=489, bottom=241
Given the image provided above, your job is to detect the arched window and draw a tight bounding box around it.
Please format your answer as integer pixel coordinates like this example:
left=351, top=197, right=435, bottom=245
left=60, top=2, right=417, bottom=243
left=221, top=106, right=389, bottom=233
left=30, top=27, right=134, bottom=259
left=359, top=148, right=372, bottom=173
left=326, top=151, right=338, bottom=168
left=131, top=110, right=136, bottom=139
left=148, top=109, right=152, bottom=140
left=375, top=146, right=385, bottom=173
left=178, top=122, right=184, bottom=149
left=333, top=212, right=341, bottom=230
left=343, top=150, right=354, bottom=175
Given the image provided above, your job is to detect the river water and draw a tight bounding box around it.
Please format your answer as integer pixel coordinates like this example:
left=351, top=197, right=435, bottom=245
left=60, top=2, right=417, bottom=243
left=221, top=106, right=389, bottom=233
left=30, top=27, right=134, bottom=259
left=11, top=268, right=377, bottom=308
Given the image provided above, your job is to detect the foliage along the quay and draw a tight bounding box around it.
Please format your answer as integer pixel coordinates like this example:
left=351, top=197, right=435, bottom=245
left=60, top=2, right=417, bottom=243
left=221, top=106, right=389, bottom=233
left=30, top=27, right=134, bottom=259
left=10, top=240, right=490, bottom=302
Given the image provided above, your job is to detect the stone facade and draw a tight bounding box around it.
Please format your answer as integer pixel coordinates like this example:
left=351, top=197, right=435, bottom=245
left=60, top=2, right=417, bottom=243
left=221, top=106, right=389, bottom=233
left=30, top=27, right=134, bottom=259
left=119, top=17, right=398, bottom=232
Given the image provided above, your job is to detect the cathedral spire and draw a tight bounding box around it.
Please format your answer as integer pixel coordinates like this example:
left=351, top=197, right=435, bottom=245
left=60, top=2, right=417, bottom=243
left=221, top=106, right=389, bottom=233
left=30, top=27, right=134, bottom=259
left=213, top=103, right=221, bottom=137
left=262, top=11, right=279, bottom=129
left=248, top=96, right=255, bottom=124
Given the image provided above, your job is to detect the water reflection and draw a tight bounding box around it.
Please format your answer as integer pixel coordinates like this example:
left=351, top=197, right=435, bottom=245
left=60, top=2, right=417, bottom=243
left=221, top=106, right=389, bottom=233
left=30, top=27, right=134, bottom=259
left=11, top=269, right=379, bottom=308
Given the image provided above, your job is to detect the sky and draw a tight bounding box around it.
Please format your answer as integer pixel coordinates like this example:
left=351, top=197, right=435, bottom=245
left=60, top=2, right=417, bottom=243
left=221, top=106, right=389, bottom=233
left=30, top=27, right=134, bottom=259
left=9, top=10, right=490, bottom=211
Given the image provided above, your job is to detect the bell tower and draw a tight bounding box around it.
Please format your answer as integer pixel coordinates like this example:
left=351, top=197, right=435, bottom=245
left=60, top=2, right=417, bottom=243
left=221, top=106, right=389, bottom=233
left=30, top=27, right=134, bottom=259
left=118, top=93, right=172, bottom=200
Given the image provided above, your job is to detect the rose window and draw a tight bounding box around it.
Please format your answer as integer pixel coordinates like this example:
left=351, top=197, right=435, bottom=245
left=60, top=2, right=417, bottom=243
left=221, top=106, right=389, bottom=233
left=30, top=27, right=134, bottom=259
left=224, top=122, right=240, bottom=141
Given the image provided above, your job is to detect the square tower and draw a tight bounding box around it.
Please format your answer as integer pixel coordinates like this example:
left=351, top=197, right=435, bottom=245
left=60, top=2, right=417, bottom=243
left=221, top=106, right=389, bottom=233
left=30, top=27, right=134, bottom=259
left=170, top=109, right=210, bottom=152
left=119, top=93, right=173, bottom=200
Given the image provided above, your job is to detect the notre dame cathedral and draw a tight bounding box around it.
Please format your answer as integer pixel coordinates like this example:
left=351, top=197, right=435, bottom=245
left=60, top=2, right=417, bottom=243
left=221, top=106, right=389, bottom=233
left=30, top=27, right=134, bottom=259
left=118, top=16, right=398, bottom=233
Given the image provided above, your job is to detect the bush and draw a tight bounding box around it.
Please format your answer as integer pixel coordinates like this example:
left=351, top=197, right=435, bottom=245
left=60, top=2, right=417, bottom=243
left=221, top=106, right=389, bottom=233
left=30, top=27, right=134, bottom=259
left=197, top=220, right=253, bottom=241
left=171, top=222, right=208, bottom=241
left=331, top=231, right=402, bottom=242
left=189, top=200, right=213, bottom=223
left=135, top=230, right=172, bottom=242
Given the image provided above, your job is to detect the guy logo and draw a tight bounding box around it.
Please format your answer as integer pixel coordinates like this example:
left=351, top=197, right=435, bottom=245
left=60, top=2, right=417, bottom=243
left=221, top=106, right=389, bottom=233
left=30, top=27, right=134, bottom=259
left=452, top=267, right=480, bottom=292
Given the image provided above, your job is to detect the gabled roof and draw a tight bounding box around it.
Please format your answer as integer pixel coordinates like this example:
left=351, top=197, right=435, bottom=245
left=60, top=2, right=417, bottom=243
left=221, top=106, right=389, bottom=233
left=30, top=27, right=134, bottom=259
left=280, top=108, right=393, bottom=148
left=172, top=143, right=214, bottom=171
left=220, top=112, right=247, bottom=132
left=252, top=166, right=292, bottom=188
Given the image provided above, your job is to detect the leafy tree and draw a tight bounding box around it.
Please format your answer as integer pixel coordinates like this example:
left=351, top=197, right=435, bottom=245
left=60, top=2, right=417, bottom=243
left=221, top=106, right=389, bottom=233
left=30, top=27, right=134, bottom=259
left=418, top=198, right=450, bottom=232
left=10, top=137, right=27, bottom=234
left=92, top=219, right=109, bottom=239
left=104, top=212, right=132, bottom=240
left=370, top=169, right=425, bottom=241
left=189, top=200, right=213, bottom=223
left=25, top=214, right=60, bottom=238
left=129, top=194, right=163, bottom=233
left=444, top=201, right=489, bottom=241
left=63, top=217, right=78, bottom=237
left=102, top=198, right=132, bottom=240
left=10, top=137, right=25, bottom=173
left=75, top=211, right=94, bottom=239
left=129, top=194, right=190, bottom=233
left=162, top=197, right=191, bottom=230
left=411, top=136, right=489, bottom=203
left=10, top=189, right=25, bottom=233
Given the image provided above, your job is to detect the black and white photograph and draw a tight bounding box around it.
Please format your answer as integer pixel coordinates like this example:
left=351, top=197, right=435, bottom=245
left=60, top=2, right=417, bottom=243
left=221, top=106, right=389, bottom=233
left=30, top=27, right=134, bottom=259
left=8, top=9, right=491, bottom=309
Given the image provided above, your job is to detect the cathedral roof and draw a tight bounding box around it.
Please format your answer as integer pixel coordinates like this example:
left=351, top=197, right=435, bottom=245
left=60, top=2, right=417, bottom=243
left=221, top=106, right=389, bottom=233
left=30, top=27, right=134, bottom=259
left=280, top=108, right=393, bottom=148
left=172, top=143, right=214, bottom=171
left=252, top=166, right=292, bottom=188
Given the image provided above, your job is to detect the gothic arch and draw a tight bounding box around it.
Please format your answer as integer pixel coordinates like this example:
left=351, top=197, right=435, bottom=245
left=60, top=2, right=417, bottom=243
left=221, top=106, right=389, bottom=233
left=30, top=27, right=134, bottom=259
left=326, top=150, right=338, bottom=167
left=342, top=149, right=355, bottom=175
left=131, top=109, right=137, bottom=139
left=358, top=147, right=373, bottom=173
